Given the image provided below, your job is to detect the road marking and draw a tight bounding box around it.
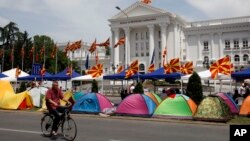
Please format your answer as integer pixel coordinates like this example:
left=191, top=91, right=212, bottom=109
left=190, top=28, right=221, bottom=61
left=109, top=140, right=122, bottom=141
left=0, top=128, right=41, bottom=134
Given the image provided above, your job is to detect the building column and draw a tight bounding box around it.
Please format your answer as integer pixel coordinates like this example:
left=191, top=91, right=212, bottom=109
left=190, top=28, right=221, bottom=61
left=123, top=27, right=130, bottom=67
left=147, top=24, right=155, bottom=66
left=198, top=35, right=202, bottom=60
left=159, top=23, right=168, bottom=67
left=219, top=33, right=223, bottom=58
left=210, top=33, right=215, bottom=60
left=113, top=28, right=120, bottom=68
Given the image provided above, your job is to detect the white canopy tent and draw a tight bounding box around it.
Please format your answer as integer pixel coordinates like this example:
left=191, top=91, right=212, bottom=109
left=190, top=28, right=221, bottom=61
left=1, top=68, right=29, bottom=81
left=71, top=74, right=103, bottom=81
left=28, top=86, right=48, bottom=107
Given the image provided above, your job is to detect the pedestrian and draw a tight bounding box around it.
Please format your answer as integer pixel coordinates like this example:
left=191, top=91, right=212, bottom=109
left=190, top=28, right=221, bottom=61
left=129, top=83, right=135, bottom=94
left=45, top=81, right=71, bottom=136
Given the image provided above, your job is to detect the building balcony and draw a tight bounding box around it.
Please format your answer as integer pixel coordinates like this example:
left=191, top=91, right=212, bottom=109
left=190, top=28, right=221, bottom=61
left=202, top=49, right=209, bottom=53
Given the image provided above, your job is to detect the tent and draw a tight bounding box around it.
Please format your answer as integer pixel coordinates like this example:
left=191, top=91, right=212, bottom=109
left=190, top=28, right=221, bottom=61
left=18, top=72, right=53, bottom=81
left=103, top=69, right=128, bottom=80
left=0, top=73, right=7, bottom=78
left=1, top=68, right=29, bottom=81
left=115, top=94, right=157, bottom=117
left=231, top=68, right=250, bottom=81
left=72, top=93, right=113, bottom=113
left=71, top=74, right=103, bottom=81
left=73, top=91, right=85, bottom=101
left=239, top=95, right=250, bottom=116
left=47, top=69, right=81, bottom=80
left=153, top=94, right=197, bottom=119
left=216, top=93, right=239, bottom=114
left=194, top=96, right=232, bottom=122
left=181, top=70, right=231, bottom=80
left=0, top=80, right=33, bottom=110
left=140, top=67, right=182, bottom=80
left=145, top=92, right=162, bottom=105
left=28, top=86, right=48, bottom=107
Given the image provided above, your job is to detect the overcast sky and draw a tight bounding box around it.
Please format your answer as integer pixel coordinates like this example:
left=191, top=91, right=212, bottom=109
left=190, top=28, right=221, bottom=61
left=0, top=0, right=250, bottom=44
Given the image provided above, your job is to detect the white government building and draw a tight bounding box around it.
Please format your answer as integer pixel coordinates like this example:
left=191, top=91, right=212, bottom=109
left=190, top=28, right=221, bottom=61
left=109, top=1, right=250, bottom=73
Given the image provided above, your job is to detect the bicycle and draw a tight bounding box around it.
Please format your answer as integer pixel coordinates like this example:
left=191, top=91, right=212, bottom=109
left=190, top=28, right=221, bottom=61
left=41, top=105, right=77, bottom=141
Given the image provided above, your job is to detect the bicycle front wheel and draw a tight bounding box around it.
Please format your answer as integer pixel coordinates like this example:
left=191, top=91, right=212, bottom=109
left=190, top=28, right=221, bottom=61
left=62, top=117, right=77, bottom=141
left=41, top=114, right=53, bottom=137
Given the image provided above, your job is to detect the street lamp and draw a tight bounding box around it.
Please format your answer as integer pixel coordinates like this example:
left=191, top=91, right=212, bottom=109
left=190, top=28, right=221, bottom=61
left=115, top=6, right=128, bottom=18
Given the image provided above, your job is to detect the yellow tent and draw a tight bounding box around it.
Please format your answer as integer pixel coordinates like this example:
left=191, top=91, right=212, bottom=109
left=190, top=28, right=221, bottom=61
left=0, top=80, right=33, bottom=110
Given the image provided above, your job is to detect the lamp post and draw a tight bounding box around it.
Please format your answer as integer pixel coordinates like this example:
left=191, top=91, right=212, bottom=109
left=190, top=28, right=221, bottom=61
left=115, top=6, right=128, bottom=18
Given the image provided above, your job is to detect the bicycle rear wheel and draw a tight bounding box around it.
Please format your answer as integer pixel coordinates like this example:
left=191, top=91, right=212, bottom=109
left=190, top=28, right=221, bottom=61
left=62, top=117, right=77, bottom=141
left=41, top=114, right=53, bottom=137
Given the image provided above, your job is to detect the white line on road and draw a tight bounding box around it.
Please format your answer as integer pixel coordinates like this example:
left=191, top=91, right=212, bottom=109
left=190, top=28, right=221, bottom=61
left=0, top=128, right=41, bottom=134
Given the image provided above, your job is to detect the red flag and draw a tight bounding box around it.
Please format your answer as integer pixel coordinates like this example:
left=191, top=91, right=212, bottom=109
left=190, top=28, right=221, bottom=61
left=164, top=58, right=180, bottom=74
left=181, top=61, right=193, bottom=74
left=147, top=64, right=155, bottom=73
left=40, top=46, right=44, bottom=60
left=51, top=44, right=57, bottom=59
left=210, top=56, right=233, bottom=79
left=15, top=66, right=21, bottom=78
left=125, top=60, right=139, bottom=78
left=114, top=37, right=125, bottom=48
left=116, top=65, right=123, bottom=74
left=89, top=39, right=97, bottom=53
left=97, top=38, right=110, bottom=48
left=141, top=0, right=152, bottom=4
left=40, top=64, right=46, bottom=76
left=29, top=47, right=34, bottom=59
left=87, top=64, right=103, bottom=78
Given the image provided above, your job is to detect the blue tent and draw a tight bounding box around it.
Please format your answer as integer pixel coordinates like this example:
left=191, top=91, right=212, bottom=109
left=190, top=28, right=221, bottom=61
left=18, top=72, right=53, bottom=81
left=104, top=68, right=143, bottom=80
left=72, top=93, right=113, bottom=113
left=231, top=68, right=250, bottom=81
left=47, top=69, right=81, bottom=80
left=0, top=73, right=7, bottom=78
left=140, top=67, right=182, bottom=80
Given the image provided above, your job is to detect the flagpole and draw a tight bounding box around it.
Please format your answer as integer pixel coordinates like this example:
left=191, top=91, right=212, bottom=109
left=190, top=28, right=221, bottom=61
left=55, top=43, right=58, bottom=74
left=21, top=42, right=25, bottom=70
left=11, top=43, right=14, bottom=69
left=1, top=47, right=4, bottom=72
left=43, top=40, right=46, bottom=66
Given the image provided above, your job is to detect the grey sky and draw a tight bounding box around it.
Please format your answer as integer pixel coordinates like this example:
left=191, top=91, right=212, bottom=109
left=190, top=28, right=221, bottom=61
left=0, top=0, right=249, bottom=44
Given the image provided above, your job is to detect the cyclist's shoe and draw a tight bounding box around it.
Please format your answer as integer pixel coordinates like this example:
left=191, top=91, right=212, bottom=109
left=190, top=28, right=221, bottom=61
left=52, top=131, right=57, bottom=136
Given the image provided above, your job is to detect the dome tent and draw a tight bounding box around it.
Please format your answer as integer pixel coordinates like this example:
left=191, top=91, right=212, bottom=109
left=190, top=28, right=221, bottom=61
left=216, top=93, right=239, bottom=114
left=153, top=94, right=197, bottom=119
left=194, top=95, right=232, bottom=122
left=239, top=95, right=250, bottom=116
left=115, top=94, right=157, bottom=117
left=72, top=93, right=113, bottom=113
left=145, top=92, right=162, bottom=105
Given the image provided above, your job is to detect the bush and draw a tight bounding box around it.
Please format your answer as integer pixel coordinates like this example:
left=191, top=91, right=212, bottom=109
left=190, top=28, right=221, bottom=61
left=186, top=71, right=203, bottom=105
left=133, top=82, right=144, bottom=94
left=91, top=80, right=98, bottom=93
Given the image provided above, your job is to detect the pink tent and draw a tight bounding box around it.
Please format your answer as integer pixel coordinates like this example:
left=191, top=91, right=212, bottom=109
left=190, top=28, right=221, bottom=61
left=115, top=94, right=157, bottom=117
left=216, top=93, right=239, bottom=114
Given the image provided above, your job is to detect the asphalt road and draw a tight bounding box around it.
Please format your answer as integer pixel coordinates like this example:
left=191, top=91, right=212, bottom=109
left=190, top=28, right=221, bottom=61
left=0, top=110, right=229, bottom=141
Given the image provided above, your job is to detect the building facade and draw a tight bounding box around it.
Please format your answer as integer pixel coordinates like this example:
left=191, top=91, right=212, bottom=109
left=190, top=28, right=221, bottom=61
left=109, top=2, right=250, bottom=73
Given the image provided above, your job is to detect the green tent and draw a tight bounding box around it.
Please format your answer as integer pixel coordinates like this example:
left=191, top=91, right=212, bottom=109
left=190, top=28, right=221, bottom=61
left=194, top=96, right=232, bottom=122
left=153, top=94, right=197, bottom=119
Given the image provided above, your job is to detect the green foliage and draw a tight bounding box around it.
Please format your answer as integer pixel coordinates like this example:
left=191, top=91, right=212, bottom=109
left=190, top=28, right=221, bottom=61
left=133, top=82, right=144, bottom=94
left=91, top=79, right=98, bottom=93
left=105, top=47, right=110, bottom=56
left=186, top=71, right=203, bottom=105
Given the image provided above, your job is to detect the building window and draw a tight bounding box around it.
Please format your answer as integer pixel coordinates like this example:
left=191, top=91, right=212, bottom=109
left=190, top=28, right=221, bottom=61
left=158, top=41, right=161, bottom=49
left=135, top=43, right=138, bottom=51
left=203, top=41, right=209, bottom=51
left=234, top=40, right=239, bottom=49
left=225, top=40, right=230, bottom=50
left=243, top=54, right=249, bottom=62
left=146, top=32, right=149, bottom=40
left=203, top=56, right=209, bottom=68
left=243, top=40, right=248, bottom=48
left=141, top=32, right=144, bottom=40
left=141, top=42, right=144, bottom=50
left=234, top=55, right=240, bottom=62
left=146, top=52, right=149, bottom=56
left=146, top=42, right=149, bottom=50
left=141, top=52, right=144, bottom=57
left=135, top=53, right=139, bottom=57
left=139, top=64, right=145, bottom=72
left=158, top=30, right=161, bottom=38
left=135, top=33, right=138, bottom=40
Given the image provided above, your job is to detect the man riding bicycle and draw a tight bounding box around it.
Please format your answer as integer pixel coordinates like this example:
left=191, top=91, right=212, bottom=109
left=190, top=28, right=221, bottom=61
left=45, top=81, right=71, bottom=136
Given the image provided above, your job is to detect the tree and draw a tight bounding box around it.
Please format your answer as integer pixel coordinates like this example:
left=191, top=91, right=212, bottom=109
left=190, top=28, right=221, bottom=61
left=186, top=71, right=203, bottom=105
left=91, top=79, right=98, bottom=93
left=133, top=82, right=144, bottom=94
